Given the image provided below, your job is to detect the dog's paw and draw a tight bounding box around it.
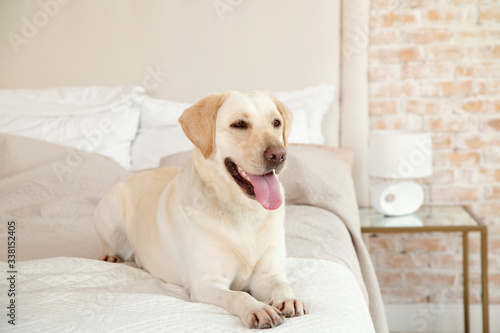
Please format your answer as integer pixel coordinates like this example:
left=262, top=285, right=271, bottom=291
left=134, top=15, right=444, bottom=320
left=99, top=255, right=122, bottom=263
left=244, top=304, right=285, bottom=329
left=269, top=298, right=306, bottom=318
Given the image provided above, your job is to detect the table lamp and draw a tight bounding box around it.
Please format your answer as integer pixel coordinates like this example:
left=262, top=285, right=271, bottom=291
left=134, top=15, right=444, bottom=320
left=368, top=130, right=433, bottom=216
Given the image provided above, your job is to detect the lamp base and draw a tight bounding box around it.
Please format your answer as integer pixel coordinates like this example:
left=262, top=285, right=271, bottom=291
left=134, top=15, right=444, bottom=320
left=370, top=181, right=424, bottom=217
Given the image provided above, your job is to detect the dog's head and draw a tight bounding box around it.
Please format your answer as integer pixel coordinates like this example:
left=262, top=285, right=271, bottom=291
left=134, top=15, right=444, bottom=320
left=179, top=91, right=292, bottom=210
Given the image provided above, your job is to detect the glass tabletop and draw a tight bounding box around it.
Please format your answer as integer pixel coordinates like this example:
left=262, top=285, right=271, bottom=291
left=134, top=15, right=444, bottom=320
left=359, top=206, right=478, bottom=228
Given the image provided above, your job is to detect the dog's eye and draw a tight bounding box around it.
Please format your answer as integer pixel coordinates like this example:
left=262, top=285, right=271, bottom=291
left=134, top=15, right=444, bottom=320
left=273, top=119, right=281, bottom=127
left=231, top=121, right=247, bottom=129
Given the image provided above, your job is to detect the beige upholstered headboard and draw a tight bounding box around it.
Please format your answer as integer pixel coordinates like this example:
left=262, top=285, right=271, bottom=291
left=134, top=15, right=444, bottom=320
left=0, top=0, right=370, bottom=205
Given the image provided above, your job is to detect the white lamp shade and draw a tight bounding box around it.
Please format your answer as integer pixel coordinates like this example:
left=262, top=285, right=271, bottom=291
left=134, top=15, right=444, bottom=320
left=368, top=130, right=433, bottom=179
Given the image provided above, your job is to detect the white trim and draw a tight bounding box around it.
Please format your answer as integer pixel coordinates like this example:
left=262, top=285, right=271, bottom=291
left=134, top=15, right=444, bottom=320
left=340, top=0, right=370, bottom=206
left=385, top=304, right=499, bottom=333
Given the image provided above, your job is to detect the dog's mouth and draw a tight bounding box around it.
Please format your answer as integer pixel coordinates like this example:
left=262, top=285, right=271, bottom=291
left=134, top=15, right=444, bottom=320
left=224, top=158, right=283, bottom=210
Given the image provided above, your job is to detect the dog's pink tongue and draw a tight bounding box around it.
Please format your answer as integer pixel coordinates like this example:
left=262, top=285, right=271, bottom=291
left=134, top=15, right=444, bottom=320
left=247, top=172, right=282, bottom=210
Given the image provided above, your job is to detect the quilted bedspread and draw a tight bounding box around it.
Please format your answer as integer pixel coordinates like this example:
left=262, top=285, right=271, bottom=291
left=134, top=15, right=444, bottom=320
left=0, top=257, right=374, bottom=332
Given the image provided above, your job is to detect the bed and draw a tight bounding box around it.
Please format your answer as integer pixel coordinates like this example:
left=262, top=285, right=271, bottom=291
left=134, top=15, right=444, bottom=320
left=0, top=0, right=387, bottom=332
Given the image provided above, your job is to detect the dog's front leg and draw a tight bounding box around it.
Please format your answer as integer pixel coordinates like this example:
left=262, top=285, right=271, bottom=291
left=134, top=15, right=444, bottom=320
left=248, top=249, right=307, bottom=319
left=190, top=280, right=284, bottom=329
left=249, top=273, right=306, bottom=318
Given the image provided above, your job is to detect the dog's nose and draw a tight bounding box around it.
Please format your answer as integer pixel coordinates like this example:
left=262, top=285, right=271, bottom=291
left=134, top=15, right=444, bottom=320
left=264, top=146, right=287, bottom=164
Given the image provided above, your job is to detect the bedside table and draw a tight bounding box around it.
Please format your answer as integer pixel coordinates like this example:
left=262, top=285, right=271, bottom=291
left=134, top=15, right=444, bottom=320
left=359, top=206, right=489, bottom=333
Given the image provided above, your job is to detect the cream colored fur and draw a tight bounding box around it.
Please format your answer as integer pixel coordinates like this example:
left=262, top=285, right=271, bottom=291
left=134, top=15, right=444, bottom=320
left=94, top=91, right=305, bottom=329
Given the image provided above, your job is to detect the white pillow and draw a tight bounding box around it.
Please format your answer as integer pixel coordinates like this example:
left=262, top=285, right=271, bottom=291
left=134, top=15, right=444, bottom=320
left=274, top=84, right=335, bottom=144
left=138, top=94, right=190, bottom=129
left=131, top=126, right=193, bottom=171
left=0, top=86, right=144, bottom=169
left=129, top=95, right=192, bottom=171
left=130, top=85, right=335, bottom=171
left=0, top=85, right=143, bottom=112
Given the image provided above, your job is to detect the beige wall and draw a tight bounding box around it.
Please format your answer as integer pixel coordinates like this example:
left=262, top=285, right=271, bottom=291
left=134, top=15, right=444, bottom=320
left=0, top=0, right=340, bottom=141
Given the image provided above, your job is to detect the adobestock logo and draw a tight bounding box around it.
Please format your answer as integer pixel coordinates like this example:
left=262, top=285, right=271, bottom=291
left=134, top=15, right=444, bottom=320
left=408, top=287, right=460, bottom=332
left=51, top=117, right=115, bottom=182
left=213, top=0, right=244, bottom=21
left=384, top=138, right=433, bottom=179
left=7, top=0, right=71, bottom=54
left=343, top=0, right=406, bottom=64
left=142, top=65, right=169, bottom=91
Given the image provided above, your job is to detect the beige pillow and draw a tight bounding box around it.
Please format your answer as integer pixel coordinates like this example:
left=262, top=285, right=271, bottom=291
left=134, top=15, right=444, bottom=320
left=290, top=144, right=354, bottom=173
left=159, top=150, right=192, bottom=168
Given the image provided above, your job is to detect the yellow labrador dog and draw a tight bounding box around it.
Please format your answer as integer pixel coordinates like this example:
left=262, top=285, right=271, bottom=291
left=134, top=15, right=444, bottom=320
left=94, top=91, right=305, bottom=329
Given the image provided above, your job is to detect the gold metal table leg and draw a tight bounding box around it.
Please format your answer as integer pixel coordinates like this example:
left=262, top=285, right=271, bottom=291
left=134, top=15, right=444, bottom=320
left=463, top=231, right=469, bottom=333
left=481, top=227, right=489, bottom=333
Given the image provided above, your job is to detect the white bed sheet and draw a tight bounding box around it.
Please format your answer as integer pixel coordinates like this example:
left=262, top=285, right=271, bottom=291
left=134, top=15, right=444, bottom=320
left=0, top=257, right=374, bottom=332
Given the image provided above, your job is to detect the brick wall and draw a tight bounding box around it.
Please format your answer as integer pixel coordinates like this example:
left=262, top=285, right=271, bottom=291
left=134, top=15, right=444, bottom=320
left=366, top=0, right=500, bottom=304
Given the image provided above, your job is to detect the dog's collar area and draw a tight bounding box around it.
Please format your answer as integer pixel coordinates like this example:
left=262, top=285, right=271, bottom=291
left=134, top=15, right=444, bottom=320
left=224, top=158, right=256, bottom=198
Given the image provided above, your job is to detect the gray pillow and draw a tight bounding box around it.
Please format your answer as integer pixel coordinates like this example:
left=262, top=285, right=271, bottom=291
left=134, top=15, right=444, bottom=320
left=159, top=150, right=192, bottom=168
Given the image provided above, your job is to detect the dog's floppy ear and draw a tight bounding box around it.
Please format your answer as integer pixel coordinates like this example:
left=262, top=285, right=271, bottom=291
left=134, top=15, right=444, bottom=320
left=264, top=92, right=293, bottom=148
left=179, top=93, right=227, bottom=159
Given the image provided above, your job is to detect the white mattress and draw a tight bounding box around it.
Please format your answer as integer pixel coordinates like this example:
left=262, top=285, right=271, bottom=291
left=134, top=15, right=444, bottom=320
left=1, top=257, right=375, bottom=332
